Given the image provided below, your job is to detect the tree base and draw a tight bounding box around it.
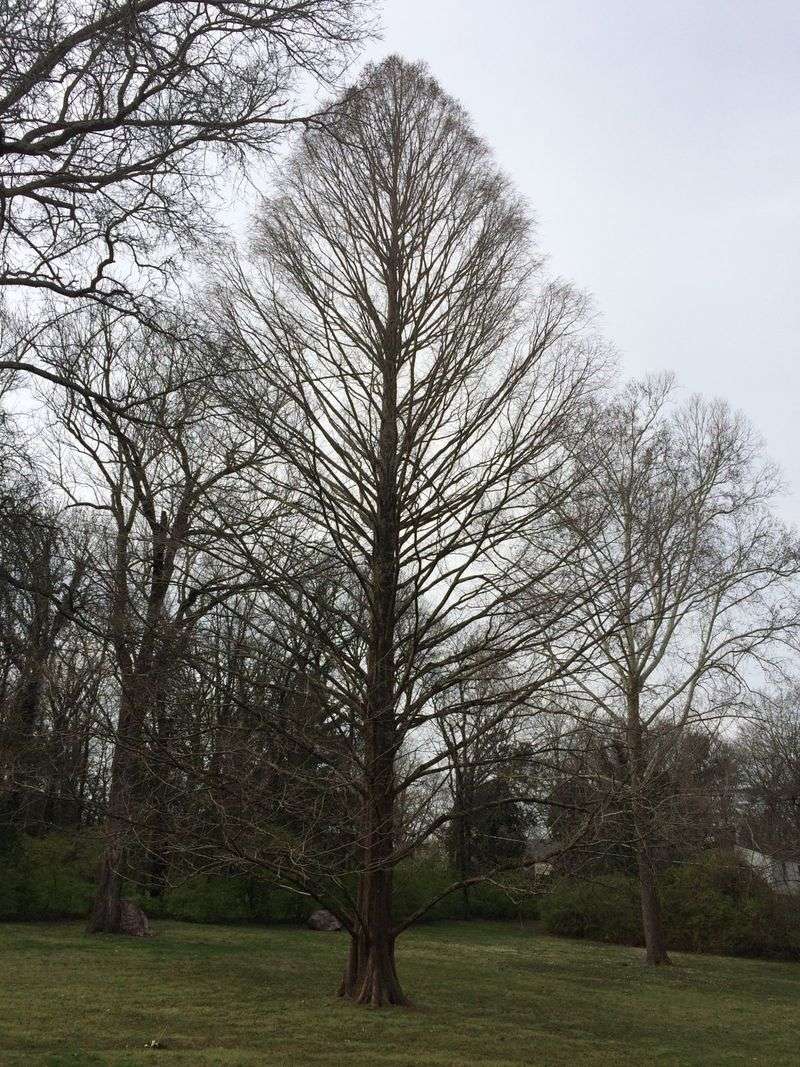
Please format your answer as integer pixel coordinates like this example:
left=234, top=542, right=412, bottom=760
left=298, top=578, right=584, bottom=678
left=338, top=936, right=410, bottom=1007
left=642, top=953, right=671, bottom=966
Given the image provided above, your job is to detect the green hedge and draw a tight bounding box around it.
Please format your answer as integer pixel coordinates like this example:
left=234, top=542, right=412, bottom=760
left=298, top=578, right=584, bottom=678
left=0, top=830, right=98, bottom=920
left=539, top=872, right=642, bottom=945
left=0, top=833, right=538, bottom=926
left=540, top=851, right=800, bottom=961
left=6, top=834, right=793, bottom=961
left=390, top=853, right=539, bottom=923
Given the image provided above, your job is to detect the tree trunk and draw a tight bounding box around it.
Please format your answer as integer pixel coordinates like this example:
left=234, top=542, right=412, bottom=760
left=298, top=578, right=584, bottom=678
left=86, top=837, right=124, bottom=933
left=339, top=929, right=368, bottom=999
left=339, top=911, right=406, bottom=1006
left=339, top=741, right=409, bottom=1006
left=626, top=688, right=670, bottom=965
left=355, top=931, right=405, bottom=1007
left=337, top=177, right=409, bottom=1007
left=87, top=687, right=142, bottom=934
left=637, top=847, right=671, bottom=965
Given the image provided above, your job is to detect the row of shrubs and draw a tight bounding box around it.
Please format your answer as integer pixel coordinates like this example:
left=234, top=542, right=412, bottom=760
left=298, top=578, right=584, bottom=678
left=3, top=833, right=798, bottom=961
left=540, top=851, right=800, bottom=961
left=0, top=831, right=538, bottom=926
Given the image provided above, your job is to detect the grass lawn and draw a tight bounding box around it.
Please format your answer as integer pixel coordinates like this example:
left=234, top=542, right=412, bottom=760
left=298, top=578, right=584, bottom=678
left=0, top=920, right=797, bottom=1066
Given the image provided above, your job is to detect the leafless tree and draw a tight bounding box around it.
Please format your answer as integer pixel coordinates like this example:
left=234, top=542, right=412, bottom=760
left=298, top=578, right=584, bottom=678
left=0, top=513, right=89, bottom=829
left=0, top=402, right=101, bottom=833
left=214, top=56, right=599, bottom=1005
left=41, top=308, right=278, bottom=932
left=561, top=374, right=800, bottom=964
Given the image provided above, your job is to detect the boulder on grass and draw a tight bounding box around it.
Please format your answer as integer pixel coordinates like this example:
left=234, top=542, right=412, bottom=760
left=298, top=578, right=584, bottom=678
left=119, top=899, right=152, bottom=937
left=307, top=909, right=342, bottom=932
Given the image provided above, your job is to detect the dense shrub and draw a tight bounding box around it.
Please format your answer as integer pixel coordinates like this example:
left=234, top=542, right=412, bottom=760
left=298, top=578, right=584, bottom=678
left=143, top=874, right=313, bottom=925
left=661, top=851, right=800, bottom=960
left=0, top=833, right=538, bottom=926
left=145, top=854, right=539, bottom=926
left=391, top=852, right=539, bottom=923
left=539, top=873, right=642, bottom=945
left=4, top=834, right=795, bottom=960
left=0, top=831, right=98, bottom=920
left=541, top=851, right=800, bottom=961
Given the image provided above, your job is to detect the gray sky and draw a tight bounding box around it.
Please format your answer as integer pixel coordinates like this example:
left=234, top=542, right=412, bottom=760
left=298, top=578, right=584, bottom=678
left=366, top=0, right=800, bottom=521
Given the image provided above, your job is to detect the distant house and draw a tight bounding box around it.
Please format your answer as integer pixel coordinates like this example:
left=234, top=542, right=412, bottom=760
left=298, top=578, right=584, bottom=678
left=736, top=847, right=800, bottom=894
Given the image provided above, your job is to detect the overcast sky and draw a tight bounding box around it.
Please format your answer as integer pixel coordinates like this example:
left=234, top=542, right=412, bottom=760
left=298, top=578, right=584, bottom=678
left=364, top=0, right=800, bottom=521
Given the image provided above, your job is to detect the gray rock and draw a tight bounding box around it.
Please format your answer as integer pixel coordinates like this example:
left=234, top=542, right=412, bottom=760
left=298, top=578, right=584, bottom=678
left=307, top=908, right=342, bottom=932
left=119, top=899, right=152, bottom=937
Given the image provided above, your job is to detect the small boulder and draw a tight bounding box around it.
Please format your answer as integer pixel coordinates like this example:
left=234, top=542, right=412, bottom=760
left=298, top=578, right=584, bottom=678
left=307, top=908, right=342, bottom=932
left=119, top=899, right=152, bottom=937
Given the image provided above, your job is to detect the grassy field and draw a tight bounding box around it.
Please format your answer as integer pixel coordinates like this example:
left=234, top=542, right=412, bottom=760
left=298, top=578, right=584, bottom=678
left=0, top=920, right=797, bottom=1066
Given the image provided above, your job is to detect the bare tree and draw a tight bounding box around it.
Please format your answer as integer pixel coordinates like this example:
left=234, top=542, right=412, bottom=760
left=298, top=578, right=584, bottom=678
left=0, top=402, right=99, bottom=833
left=561, top=374, right=800, bottom=964
left=0, top=512, right=88, bottom=829
left=42, top=309, right=277, bottom=932
left=215, top=56, right=598, bottom=1006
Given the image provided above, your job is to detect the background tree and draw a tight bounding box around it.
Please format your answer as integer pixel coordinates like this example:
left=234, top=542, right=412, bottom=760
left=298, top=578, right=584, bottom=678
left=435, top=679, right=533, bottom=918
left=0, top=401, right=98, bottom=836
left=42, top=309, right=277, bottom=933
left=546, top=721, right=739, bottom=878
left=561, top=375, right=799, bottom=964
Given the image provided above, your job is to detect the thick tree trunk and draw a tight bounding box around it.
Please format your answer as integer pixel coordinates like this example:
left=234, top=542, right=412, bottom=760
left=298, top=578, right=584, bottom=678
left=339, top=747, right=409, bottom=1006
left=88, top=603, right=174, bottom=932
left=355, top=931, right=405, bottom=1007
left=86, top=837, right=124, bottom=933
left=637, top=847, right=671, bottom=966
left=626, top=691, right=671, bottom=966
left=87, top=688, right=143, bottom=934
left=339, top=898, right=407, bottom=1005
left=339, top=921, right=406, bottom=1006
left=337, top=187, right=410, bottom=1008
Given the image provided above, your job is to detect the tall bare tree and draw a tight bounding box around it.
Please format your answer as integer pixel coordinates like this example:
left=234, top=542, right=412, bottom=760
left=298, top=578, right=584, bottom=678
left=562, top=374, right=800, bottom=964
left=216, top=56, right=598, bottom=1005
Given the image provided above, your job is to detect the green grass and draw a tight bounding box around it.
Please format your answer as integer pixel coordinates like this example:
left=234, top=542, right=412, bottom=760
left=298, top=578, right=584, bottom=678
left=0, top=921, right=797, bottom=1066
